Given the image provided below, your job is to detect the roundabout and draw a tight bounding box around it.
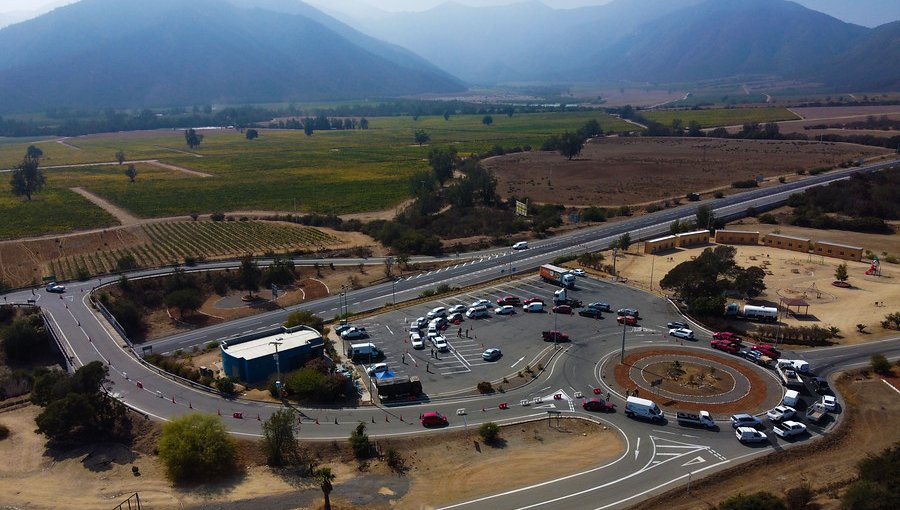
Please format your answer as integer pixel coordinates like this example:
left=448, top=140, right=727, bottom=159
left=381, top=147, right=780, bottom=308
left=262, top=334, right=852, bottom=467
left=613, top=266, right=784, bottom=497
left=607, top=347, right=785, bottom=416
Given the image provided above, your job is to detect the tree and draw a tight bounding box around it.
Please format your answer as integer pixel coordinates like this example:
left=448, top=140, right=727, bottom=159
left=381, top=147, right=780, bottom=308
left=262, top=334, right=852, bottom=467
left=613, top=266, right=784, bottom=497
left=359, top=117, right=369, bottom=129
left=115, top=150, right=125, bottom=165
left=315, top=467, right=336, bottom=510
left=617, top=232, right=632, bottom=251
left=158, top=413, right=236, bottom=483
left=482, top=115, right=493, bottom=126
left=124, top=164, right=137, bottom=183
left=870, top=353, right=891, bottom=375
left=33, top=361, right=126, bottom=441
left=348, top=422, right=370, bottom=458
left=303, top=121, right=314, bottom=136
left=835, top=263, right=849, bottom=282
left=26, top=145, right=43, bottom=160
left=164, top=288, right=203, bottom=318
left=717, top=491, right=786, bottom=510
left=245, top=128, right=259, bottom=140
left=478, top=422, right=501, bottom=444
left=262, top=408, right=298, bottom=466
left=577, top=119, right=601, bottom=139
left=414, top=129, right=431, bottom=146
left=696, top=204, right=715, bottom=230
left=733, top=266, right=767, bottom=298
left=1, top=313, right=47, bottom=363
left=238, top=255, right=261, bottom=298
left=428, top=147, right=457, bottom=186
left=283, top=310, right=324, bottom=333
left=383, top=256, right=394, bottom=278
left=557, top=131, right=585, bottom=160
left=184, top=128, right=204, bottom=149
left=10, top=154, right=45, bottom=200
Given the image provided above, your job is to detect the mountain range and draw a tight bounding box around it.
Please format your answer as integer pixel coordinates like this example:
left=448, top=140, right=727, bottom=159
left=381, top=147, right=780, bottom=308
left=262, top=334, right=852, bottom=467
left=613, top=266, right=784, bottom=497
left=0, top=0, right=896, bottom=114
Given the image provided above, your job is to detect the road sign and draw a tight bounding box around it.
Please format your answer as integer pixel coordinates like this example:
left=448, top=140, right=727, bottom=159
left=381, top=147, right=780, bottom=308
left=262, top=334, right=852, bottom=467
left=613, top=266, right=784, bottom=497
left=516, top=200, right=528, bottom=217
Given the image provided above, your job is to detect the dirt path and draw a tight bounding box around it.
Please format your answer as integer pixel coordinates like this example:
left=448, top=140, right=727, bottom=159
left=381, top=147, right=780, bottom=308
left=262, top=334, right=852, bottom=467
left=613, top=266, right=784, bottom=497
left=1, top=159, right=212, bottom=177
left=55, top=138, right=82, bottom=151
left=70, top=187, right=140, bottom=225
left=154, top=145, right=203, bottom=158
left=146, top=160, right=212, bottom=177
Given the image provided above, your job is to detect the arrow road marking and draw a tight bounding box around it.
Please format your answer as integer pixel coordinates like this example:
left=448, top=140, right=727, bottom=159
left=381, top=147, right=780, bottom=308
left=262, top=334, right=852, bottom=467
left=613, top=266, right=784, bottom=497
left=532, top=404, right=557, bottom=409
left=634, top=437, right=640, bottom=460
left=511, top=355, right=526, bottom=368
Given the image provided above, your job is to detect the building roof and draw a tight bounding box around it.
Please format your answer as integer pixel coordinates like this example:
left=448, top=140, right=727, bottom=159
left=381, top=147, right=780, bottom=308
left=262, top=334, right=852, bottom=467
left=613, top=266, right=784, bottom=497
left=764, top=233, right=811, bottom=242
left=222, top=326, right=322, bottom=361
left=716, top=230, right=760, bottom=235
left=678, top=230, right=710, bottom=237
left=815, top=240, right=863, bottom=251
left=647, top=235, right=677, bottom=243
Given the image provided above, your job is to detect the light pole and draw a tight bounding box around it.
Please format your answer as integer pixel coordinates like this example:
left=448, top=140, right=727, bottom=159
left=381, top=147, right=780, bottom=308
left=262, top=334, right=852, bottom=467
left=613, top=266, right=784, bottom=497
left=391, top=277, right=398, bottom=305
left=620, top=318, right=627, bottom=363
left=270, top=340, right=283, bottom=399
left=649, top=255, right=655, bottom=292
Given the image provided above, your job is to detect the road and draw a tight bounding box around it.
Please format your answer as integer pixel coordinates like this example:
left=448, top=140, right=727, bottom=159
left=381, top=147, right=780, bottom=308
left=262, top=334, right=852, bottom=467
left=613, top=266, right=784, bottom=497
left=2, top=157, right=898, bottom=509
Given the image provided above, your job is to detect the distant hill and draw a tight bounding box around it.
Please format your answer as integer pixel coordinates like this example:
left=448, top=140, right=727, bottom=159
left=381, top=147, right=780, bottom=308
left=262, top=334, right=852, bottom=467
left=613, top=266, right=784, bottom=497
left=0, top=0, right=464, bottom=113
left=821, top=20, right=900, bottom=91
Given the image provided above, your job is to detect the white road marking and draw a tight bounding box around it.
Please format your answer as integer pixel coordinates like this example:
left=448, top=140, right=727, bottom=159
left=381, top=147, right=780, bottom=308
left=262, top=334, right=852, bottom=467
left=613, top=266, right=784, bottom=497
left=511, top=355, right=526, bottom=368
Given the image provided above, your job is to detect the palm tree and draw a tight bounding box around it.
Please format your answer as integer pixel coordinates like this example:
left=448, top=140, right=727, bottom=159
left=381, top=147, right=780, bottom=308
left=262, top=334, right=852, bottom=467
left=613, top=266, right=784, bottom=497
left=315, top=467, right=336, bottom=510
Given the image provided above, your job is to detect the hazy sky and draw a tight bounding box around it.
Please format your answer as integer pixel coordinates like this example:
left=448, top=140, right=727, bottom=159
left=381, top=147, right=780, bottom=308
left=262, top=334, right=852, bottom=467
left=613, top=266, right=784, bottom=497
left=1, top=0, right=898, bottom=27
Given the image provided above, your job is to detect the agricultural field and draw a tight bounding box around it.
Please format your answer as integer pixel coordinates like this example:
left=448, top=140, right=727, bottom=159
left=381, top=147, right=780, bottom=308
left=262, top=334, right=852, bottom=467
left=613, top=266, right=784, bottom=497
left=0, top=112, right=634, bottom=238
left=43, top=220, right=340, bottom=282
left=641, top=107, right=799, bottom=128
left=0, top=186, right=118, bottom=240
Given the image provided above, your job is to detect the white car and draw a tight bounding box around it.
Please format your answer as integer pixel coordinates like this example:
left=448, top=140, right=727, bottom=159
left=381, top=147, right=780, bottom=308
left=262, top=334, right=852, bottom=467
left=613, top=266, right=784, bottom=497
left=571, top=268, right=586, bottom=277
left=735, top=426, right=768, bottom=444
left=426, top=307, right=447, bottom=320
left=449, top=304, right=468, bottom=314
left=367, top=363, right=388, bottom=376
left=512, top=241, right=528, bottom=250
left=414, top=317, right=428, bottom=329
left=821, top=394, right=837, bottom=411
left=471, top=299, right=491, bottom=308
left=411, top=336, right=425, bottom=349
left=432, top=336, right=449, bottom=352
left=340, top=327, right=368, bottom=340
left=494, top=305, right=515, bottom=315
left=766, top=405, right=796, bottom=422
left=669, top=327, right=695, bottom=340
left=46, top=283, right=66, bottom=293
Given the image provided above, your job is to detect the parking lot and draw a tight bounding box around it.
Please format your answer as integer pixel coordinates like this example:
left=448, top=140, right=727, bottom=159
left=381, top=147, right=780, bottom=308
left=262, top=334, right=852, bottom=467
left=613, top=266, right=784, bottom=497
left=339, top=273, right=687, bottom=399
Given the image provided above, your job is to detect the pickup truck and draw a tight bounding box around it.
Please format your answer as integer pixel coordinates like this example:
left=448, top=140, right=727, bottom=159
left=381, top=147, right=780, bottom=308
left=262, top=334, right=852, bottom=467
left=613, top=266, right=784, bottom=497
left=542, top=330, right=570, bottom=342
left=676, top=410, right=716, bottom=429
left=776, top=363, right=804, bottom=388
left=805, top=402, right=829, bottom=424
left=773, top=420, right=807, bottom=438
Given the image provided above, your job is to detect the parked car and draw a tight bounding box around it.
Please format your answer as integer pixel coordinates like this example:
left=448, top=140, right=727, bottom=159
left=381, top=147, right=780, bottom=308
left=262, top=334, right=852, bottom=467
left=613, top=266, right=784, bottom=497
left=617, top=308, right=639, bottom=317
left=46, top=283, right=66, bottom=293
left=582, top=398, right=615, bottom=412
left=735, top=426, right=768, bottom=444
left=341, top=327, right=368, bottom=340
left=448, top=312, right=464, bottom=323
left=713, top=331, right=741, bottom=342
left=497, top=296, right=521, bottom=306
left=571, top=268, right=586, bottom=277
left=812, top=377, right=832, bottom=395
left=420, top=411, right=448, bottom=427
left=730, top=413, right=763, bottom=429
left=432, top=336, right=449, bottom=352
left=552, top=304, right=573, bottom=314
left=523, top=297, right=544, bottom=305
left=587, top=302, right=611, bottom=312
left=494, top=305, right=515, bottom=315
left=470, top=299, right=491, bottom=308
left=578, top=307, right=603, bottom=319
left=616, top=315, right=638, bottom=326
left=751, top=343, right=781, bottom=359
left=766, top=405, right=796, bottom=423
left=711, top=339, right=741, bottom=354
left=669, top=328, right=694, bottom=340
left=821, top=394, right=837, bottom=411
left=410, top=335, right=425, bottom=350
left=773, top=421, right=807, bottom=438
left=523, top=302, right=544, bottom=313
left=427, top=307, right=448, bottom=320
left=542, top=330, right=570, bottom=342
left=667, top=321, right=688, bottom=330
left=367, top=363, right=389, bottom=376
left=449, top=304, right=468, bottom=315
left=334, top=322, right=354, bottom=334
left=482, top=348, right=502, bottom=362
left=741, top=349, right=764, bottom=363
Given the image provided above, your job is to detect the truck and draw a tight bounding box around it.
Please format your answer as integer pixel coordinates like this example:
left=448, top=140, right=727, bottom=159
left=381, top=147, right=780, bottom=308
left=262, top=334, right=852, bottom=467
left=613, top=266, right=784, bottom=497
left=347, top=342, right=384, bottom=362
left=553, top=288, right=583, bottom=307
left=776, top=362, right=804, bottom=388
left=375, top=375, right=423, bottom=400
left=725, top=303, right=778, bottom=322
left=540, top=264, right=576, bottom=289
left=676, top=410, right=716, bottom=429
left=805, top=402, right=829, bottom=424
left=773, top=420, right=807, bottom=438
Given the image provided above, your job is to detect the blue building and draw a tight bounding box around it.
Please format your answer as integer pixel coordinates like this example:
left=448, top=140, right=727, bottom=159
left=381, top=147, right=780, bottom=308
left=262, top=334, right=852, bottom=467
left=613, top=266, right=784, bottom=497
left=221, top=326, right=324, bottom=384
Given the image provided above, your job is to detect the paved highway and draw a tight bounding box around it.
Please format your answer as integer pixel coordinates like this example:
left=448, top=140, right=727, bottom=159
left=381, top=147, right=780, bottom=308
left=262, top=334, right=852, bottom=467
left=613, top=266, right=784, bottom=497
left=2, top=158, right=898, bottom=509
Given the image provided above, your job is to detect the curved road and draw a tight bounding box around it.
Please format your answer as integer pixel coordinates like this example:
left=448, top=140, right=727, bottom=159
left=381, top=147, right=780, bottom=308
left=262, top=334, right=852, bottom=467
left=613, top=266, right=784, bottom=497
left=2, top=158, right=898, bottom=509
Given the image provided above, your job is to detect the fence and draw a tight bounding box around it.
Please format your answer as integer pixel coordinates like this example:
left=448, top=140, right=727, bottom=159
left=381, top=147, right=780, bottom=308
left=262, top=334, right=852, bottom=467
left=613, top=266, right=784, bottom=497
left=41, top=310, right=75, bottom=374
left=112, top=493, right=141, bottom=510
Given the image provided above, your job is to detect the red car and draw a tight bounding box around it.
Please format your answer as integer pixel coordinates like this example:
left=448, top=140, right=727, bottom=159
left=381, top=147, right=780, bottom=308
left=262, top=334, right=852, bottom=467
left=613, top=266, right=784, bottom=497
left=713, top=331, right=742, bottom=342
left=751, top=343, right=781, bottom=359
left=711, top=339, right=741, bottom=354
left=582, top=398, right=615, bottom=412
left=542, top=330, right=570, bottom=342
left=523, top=297, right=544, bottom=305
left=616, top=315, right=637, bottom=326
left=552, top=304, right=573, bottom=314
left=420, top=411, right=448, bottom=427
left=497, top=296, right=521, bottom=306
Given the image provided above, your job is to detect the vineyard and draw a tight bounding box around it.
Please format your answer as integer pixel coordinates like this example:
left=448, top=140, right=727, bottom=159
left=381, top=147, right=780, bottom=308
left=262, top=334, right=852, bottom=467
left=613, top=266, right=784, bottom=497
left=46, top=220, right=339, bottom=280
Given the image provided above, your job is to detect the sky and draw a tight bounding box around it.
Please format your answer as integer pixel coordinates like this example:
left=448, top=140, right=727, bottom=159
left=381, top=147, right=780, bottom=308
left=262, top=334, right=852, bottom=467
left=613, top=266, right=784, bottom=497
left=1, top=0, right=898, bottom=27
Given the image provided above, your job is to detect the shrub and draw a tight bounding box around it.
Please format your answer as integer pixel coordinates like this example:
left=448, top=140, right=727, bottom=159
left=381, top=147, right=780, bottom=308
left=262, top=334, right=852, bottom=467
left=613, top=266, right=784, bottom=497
left=778, top=176, right=786, bottom=183
left=714, top=191, right=725, bottom=198
left=349, top=422, right=371, bottom=459
left=0, top=423, right=9, bottom=440
left=158, top=414, right=236, bottom=483
left=758, top=213, right=778, bottom=224
left=732, top=179, right=759, bottom=189
left=478, top=422, right=501, bottom=444
left=871, top=353, right=892, bottom=375
left=476, top=381, right=493, bottom=394
left=552, top=255, right=577, bottom=265
left=385, top=448, right=407, bottom=474
left=215, top=377, right=235, bottom=394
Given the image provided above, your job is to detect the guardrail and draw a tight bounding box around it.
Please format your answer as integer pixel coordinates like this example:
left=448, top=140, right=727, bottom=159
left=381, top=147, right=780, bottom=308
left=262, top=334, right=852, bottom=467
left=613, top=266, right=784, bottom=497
left=40, top=310, right=75, bottom=374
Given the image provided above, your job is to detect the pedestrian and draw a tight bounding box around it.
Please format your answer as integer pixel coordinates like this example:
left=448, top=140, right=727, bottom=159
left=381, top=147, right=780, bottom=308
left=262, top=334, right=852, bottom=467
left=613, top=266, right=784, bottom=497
left=426, top=362, right=430, bottom=373
left=625, top=389, right=630, bottom=397
left=606, top=392, right=611, bottom=402
left=634, top=388, right=639, bottom=397
left=431, top=348, right=434, bottom=358
left=458, top=327, right=462, bottom=338
left=466, top=328, right=470, bottom=338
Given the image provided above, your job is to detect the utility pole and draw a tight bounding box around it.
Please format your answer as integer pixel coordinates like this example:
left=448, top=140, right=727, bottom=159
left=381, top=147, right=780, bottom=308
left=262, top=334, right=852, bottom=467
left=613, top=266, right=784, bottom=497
left=620, top=318, right=627, bottom=363
left=649, top=255, right=655, bottom=291
left=270, top=340, right=283, bottom=399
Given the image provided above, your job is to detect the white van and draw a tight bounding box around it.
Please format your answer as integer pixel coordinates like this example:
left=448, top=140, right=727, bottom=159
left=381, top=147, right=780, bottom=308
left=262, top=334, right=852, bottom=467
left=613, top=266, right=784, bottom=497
left=512, top=241, right=529, bottom=250
left=783, top=389, right=800, bottom=407
left=466, top=306, right=489, bottom=319
left=624, top=396, right=665, bottom=422
left=427, top=306, right=448, bottom=320
left=523, top=301, right=544, bottom=313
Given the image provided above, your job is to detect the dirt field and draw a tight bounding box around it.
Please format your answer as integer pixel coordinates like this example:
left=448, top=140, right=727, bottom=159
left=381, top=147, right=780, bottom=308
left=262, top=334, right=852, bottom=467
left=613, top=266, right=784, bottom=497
left=482, top=138, right=890, bottom=207
left=609, top=221, right=900, bottom=344
left=0, top=407, right=622, bottom=510
left=630, top=369, right=900, bottom=510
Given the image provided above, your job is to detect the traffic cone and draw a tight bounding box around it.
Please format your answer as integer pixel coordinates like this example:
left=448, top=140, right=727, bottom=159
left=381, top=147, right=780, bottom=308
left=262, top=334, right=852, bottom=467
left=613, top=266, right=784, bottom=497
left=482, top=407, right=486, bottom=412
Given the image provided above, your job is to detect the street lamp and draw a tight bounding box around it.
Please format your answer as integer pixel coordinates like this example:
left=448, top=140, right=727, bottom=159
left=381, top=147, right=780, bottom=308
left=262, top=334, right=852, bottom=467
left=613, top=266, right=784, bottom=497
left=391, top=277, right=398, bottom=305
left=270, top=340, right=283, bottom=399
left=620, top=318, right=627, bottom=363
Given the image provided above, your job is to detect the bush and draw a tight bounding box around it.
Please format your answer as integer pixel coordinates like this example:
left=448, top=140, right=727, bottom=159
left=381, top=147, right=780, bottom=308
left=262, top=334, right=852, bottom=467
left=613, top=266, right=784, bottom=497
left=0, top=423, right=9, bottom=440
left=210, top=212, right=226, bottom=221
left=552, top=255, right=577, bottom=265
left=478, top=422, right=501, bottom=444
left=778, top=176, right=787, bottom=183
left=158, top=414, right=236, bottom=483
left=871, top=353, right=892, bottom=375
left=758, top=213, right=778, bottom=224
left=349, top=422, right=370, bottom=459
left=717, top=491, right=785, bottom=510
left=714, top=191, right=725, bottom=198
left=215, top=377, right=235, bottom=394
left=732, top=179, right=759, bottom=189
left=476, top=381, right=493, bottom=394
left=283, top=310, right=324, bottom=333
left=385, top=448, right=407, bottom=474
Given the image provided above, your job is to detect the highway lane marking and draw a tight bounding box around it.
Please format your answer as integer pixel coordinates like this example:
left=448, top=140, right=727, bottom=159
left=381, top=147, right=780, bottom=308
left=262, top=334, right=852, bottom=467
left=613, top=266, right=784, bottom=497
left=634, top=437, right=640, bottom=459
left=47, top=310, right=84, bottom=368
